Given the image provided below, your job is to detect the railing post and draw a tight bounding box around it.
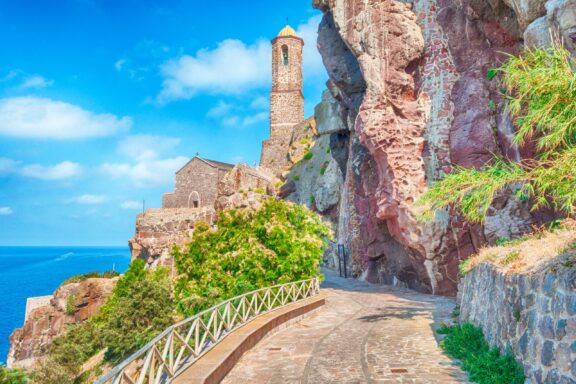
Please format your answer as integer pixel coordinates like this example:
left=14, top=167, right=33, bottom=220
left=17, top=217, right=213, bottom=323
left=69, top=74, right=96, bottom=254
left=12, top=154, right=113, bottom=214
left=95, top=278, right=321, bottom=384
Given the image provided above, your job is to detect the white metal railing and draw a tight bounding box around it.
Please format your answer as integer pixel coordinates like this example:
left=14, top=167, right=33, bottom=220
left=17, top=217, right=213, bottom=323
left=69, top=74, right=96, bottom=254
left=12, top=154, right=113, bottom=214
left=94, top=277, right=321, bottom=384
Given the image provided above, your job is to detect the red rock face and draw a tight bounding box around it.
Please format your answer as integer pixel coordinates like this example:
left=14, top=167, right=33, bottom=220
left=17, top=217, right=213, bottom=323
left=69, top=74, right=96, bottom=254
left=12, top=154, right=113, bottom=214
left=314, top=0, right=536, bottom=295
left=7, top=278, right=117, bottom=368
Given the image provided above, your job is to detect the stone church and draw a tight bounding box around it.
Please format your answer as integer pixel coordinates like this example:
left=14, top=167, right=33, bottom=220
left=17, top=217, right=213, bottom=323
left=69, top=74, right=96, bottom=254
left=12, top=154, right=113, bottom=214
left=162, top=25, right=307, bottom=209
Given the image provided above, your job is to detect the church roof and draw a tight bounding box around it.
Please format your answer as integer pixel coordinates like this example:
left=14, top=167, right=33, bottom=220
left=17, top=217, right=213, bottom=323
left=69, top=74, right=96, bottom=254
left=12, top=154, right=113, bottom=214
left=201, top=158, right=235, bottom=170
left=176, top=156, right=235, bottom=174
left=277, top=25, right=298, bottom=37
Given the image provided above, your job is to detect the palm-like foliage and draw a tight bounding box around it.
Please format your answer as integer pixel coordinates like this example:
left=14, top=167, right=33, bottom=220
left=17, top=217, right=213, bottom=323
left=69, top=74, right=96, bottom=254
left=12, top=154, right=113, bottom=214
left=418, top=43, right=576, bottom=223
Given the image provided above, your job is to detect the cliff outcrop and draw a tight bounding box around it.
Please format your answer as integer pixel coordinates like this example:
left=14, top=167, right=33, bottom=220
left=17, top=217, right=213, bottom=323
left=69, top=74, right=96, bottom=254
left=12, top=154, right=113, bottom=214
left=129, top=207, right=215, bottom=269
left=7, top=277, right=117, bottom=368
left=310, top=0, right=575, bottom=294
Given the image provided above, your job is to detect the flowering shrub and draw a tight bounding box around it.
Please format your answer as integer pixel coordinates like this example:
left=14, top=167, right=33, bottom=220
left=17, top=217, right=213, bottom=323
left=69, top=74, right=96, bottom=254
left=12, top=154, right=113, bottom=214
left=173, top=198, right=332, bottom=316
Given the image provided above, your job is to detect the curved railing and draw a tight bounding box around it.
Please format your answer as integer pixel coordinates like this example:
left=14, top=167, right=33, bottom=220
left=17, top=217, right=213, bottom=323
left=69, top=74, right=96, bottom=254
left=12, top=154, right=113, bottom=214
left=95, top=277, right=321, bottom=384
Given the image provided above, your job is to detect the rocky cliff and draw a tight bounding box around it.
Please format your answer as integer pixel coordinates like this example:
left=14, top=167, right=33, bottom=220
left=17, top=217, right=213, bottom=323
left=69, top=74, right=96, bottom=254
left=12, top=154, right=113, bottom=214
left=307, top=0, right=575, bottom=295
left=7, top=277, right=117, bottom=368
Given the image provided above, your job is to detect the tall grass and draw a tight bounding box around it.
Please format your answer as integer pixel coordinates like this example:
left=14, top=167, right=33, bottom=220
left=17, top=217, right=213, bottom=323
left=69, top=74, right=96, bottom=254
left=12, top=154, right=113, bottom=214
left=418, top=43, right=576, bottom=223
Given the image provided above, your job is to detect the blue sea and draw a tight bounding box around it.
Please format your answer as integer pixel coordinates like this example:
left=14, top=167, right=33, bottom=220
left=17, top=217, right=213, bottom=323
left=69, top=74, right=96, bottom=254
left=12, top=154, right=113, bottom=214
left=0, top=246, right=131, bottom=364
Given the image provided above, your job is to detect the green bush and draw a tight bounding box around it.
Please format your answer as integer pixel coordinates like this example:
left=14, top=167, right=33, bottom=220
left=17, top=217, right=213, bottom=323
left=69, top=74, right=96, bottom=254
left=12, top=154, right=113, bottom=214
left=65, top=295, right=76, bottom=315
left=418, top=44, right=576, bottom=223
left=53, top=323, right=102, bottom=367
left=101, top=270, right=174, bottom=361
left=438, top=323, right=525, bottom=384
left=31, top=260, right=175, bottom=382
left=173, top=199, right=332, bottom=316
left=320, top=161, right=329, bottom=176
left=302, top=151, right=313, bottom=161
left=0, top=365, right=27, bottom=384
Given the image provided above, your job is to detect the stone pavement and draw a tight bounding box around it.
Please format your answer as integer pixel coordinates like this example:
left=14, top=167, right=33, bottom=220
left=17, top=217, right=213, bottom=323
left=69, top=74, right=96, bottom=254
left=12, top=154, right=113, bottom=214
left=221, top=270, right=469, bottom=384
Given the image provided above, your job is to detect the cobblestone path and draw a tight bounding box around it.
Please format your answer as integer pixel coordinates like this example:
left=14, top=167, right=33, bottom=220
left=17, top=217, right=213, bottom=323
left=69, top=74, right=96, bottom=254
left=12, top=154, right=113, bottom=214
left=221, top=270, right=469, bottom=384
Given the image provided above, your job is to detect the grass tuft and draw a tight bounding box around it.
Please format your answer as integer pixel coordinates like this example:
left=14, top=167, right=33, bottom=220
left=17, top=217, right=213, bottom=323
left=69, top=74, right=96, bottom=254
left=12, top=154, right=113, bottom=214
left=438, top=323, right=525, bottom=384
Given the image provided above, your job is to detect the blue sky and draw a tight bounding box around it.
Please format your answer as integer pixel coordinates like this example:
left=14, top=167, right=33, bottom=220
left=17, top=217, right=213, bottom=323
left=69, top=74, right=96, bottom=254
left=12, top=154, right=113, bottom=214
left=0, top=0, right=327, bottom=245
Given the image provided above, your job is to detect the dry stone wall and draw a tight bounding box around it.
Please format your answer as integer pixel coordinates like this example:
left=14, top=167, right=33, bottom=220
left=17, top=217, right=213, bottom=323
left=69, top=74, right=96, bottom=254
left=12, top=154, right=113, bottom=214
left=460, top=257, right=576, bottom=383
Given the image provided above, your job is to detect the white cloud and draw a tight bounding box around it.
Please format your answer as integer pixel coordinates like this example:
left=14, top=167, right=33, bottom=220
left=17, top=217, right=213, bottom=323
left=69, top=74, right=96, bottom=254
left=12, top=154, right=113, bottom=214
left=68, top=194, right=108, bottom=204
left=250, top=96, right=269, bottom=110
left=158, top=39, right=271, bottom=102
left=100, top=156, right=188, bottom=188
left=208, top=98, right=268, bottom=128
left=19, top=75, right=54, bottom=89
left=0, top=207, right=13, bottom=215
left=21, top=161, right=83, bottom=180
left=1, top=70, right=19, bottom=82
left=120, top=200, right=142, bottom=210
left=207, top=101, right=233, bottom=118
left=0, top=97, right=132, bottom=139
left=114, top=59, right=127, bottom=72
left=0, top=158, right=20, bottom=176
left=117, top=134, right=181, bottom=161
left=156, top=15, right=325, bottom=103
left=239, top=112, right=268, bottom=126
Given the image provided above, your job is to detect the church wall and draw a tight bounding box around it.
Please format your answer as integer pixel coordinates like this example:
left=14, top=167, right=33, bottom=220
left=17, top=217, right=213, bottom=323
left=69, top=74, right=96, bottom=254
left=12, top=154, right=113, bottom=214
left=163, top=159, right=220, bottom=209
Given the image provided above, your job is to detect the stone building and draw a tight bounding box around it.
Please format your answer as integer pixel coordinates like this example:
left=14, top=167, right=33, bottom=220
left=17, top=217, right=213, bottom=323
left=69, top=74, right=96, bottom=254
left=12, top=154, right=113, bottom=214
left=260, top=25, right=307, bottom=175
left=162, top=156, right=234, bottom=209
left=162, top=156, right=272, bottom=210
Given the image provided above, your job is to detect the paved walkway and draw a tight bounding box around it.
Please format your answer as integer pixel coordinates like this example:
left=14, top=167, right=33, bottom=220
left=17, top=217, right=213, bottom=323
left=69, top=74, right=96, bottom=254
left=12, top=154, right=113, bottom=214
left=221, top=270, right=469, bottom=384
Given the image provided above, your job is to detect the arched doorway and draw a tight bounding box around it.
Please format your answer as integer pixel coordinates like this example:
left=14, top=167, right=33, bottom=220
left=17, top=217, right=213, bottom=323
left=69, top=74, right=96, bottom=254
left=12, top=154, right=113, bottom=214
left=188, top=191, right=200, bottom=208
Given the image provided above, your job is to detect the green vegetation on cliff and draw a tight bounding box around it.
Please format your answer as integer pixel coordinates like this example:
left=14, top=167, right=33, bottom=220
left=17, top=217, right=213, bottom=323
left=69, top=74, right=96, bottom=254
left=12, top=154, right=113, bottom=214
left=0, top=365, right=27, bottom=384
left=418, top=44, right=576, bottom=223
left=29, top=199, right=331, bottom=383
left=173, top=198, right=332, bottom=316
left=438, top=323, right=525, bottom=384
left=31, top=261, right=175, bottom=384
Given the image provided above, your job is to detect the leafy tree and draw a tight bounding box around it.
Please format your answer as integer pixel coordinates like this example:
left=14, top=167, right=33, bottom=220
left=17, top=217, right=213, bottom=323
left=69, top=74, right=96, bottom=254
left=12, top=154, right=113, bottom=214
left=101, top=270, right=174, bottom=361
left=49, top=322, right=102, bottom=373
left=418, top=43, right=576, bottom=223
left=29, top=359, right=74, bottom=384
left=0, top=365, right=27, bottom=384
left=173, top=198, right=332, bottom=316
left=30, top=260, right=175, bottom=381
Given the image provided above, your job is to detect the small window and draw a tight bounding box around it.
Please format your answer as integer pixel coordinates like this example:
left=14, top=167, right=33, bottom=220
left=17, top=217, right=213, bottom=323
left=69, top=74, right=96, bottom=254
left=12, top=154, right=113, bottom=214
left=281, top=45, right=289, bottom=65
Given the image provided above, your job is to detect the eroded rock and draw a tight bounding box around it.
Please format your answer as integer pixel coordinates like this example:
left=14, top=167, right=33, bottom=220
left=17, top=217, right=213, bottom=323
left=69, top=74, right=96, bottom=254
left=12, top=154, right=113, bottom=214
left=7, top=278, right=117, bottom=368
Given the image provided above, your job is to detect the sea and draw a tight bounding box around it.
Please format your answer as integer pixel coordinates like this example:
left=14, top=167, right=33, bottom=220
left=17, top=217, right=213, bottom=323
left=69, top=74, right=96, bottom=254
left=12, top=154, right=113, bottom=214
left=0, top=246, right=131, bottom=365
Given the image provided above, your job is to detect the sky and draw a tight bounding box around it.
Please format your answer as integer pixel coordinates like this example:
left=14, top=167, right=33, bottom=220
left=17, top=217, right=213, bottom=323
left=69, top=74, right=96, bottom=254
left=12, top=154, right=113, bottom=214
left=0, top=0, right=328, bottom=246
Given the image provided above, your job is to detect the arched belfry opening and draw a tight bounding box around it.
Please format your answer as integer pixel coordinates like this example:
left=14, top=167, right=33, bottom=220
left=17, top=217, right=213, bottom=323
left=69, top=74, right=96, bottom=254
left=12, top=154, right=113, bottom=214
left=281, top=45, right=289, bottom=65
left=188, top=191, right=200, bottom=208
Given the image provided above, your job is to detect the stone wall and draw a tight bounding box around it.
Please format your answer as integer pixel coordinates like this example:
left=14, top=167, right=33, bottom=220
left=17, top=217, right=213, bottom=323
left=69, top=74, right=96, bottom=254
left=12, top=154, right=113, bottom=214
left=24, top=296, right=52, bottom=322
left=459, top=257, right=576, bottom=383
left=129, top=207, right=215, bottom=269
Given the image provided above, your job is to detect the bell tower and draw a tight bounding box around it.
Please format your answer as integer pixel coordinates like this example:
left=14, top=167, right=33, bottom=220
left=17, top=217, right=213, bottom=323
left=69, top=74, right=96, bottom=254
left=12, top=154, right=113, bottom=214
left=260, top=25, right=304, bottom=174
